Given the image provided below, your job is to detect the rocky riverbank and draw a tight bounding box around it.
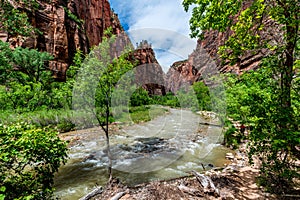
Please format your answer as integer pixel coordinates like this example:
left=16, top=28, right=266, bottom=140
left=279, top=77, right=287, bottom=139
left=91, top=143, right=280, bottom=200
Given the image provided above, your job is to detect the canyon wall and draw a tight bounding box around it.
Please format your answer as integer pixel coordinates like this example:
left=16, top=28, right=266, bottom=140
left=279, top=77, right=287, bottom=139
left=166, top=15, right=281, bottom=92
left=1, top=0, right=129, bottom=80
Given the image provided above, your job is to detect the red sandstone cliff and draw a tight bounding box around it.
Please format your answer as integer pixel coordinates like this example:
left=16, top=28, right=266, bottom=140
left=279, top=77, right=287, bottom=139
left=166, top=10, right=281, bottom=92
left=1, top=0, right=129, bottom=80
left=128, top=41, right=166, bottom=95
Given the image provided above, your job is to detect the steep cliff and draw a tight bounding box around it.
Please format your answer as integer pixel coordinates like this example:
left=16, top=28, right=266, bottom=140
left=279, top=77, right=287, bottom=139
left=166, top=13, right=281, bottom=92
left=1, top=0, right=129, bottom=80
left=128, top=43, right=166, bottom=95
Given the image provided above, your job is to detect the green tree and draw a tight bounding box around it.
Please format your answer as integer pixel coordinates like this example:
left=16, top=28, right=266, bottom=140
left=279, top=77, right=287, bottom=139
left=12, top=46, right=53, bottom=84
left=0, top=41, right=13, bottom=84
left=0, top=42, right=56, bottom=111
left=0, top=122, right=68, bottom=199
left=192, top=81, right=211, bottom=111
left=73, top=31, right=134, bottom=181
left=183, top=0, right=299, bottom=191
left=130, top=87, right=150, bottom=107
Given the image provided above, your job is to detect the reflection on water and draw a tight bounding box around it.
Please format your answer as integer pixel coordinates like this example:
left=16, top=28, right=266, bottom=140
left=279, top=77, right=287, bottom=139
left=54, top=109, right=231, bottom=200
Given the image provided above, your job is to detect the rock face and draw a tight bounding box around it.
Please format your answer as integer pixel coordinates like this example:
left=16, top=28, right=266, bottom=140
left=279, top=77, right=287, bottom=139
left=166, top=11, right=281, bottom=92
left=165, top=39, right=219, bottom=93
left=1, top=0, right=128, bottom=80
left=128, top=46, right=166, bottom=95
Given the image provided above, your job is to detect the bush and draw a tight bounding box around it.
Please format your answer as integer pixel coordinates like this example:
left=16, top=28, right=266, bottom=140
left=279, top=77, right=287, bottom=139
left=130, top=87, right=150, bottom=106
left=225, top=68, right=300, bottom=192
left=150, top=92, right=180, bottom=107
left=0, top=123, right=68, bottom=199
left=192, top=81, right=211, bottom=111
left=223, top=123, right=242, bottom=149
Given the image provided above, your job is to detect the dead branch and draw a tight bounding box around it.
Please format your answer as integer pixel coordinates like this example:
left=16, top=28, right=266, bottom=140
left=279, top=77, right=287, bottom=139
left=191, top=170, right=220, bottom=197
left=79, top=186, right=103, bottom=200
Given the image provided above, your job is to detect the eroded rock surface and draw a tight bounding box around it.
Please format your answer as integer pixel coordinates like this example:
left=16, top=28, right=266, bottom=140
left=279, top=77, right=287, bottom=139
left=1, top=0, right=128, bottom=80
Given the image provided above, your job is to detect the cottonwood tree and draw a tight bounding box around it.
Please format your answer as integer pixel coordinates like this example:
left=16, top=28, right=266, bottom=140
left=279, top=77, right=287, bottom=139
left=183, top=0, right=299, bottom=192
left=72, top=30, right=134, bottom=181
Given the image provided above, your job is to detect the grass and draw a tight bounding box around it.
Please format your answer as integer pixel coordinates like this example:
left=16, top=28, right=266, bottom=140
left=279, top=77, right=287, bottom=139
left=129, top=105, right=169, bottom=123
left=0, top=105, right=169, bottom=132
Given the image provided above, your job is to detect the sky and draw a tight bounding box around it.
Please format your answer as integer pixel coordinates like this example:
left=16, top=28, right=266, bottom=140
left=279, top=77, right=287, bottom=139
left=109, top=0, right=197, bottom=72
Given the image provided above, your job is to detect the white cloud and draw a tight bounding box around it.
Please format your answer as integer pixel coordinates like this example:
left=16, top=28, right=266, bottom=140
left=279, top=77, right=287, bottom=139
left=109, top=0, right=196, bottom=71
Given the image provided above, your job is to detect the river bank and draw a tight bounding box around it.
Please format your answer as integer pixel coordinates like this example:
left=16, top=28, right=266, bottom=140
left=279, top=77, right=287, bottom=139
left=91, top=144, right=279, bottom=200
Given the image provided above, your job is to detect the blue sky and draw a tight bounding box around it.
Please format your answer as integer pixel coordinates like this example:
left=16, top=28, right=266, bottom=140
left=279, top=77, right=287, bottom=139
left=109, top=0, right=197, bottom=72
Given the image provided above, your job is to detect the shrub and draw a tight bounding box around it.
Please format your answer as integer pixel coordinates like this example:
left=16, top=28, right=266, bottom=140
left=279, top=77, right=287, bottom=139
left=0, top=123, right=68, bottom=199
left=130, top=87, right=150, bottom=106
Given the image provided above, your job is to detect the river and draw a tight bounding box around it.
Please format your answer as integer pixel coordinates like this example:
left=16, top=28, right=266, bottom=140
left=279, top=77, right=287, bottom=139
left=54, top=108, right=231, bottom=199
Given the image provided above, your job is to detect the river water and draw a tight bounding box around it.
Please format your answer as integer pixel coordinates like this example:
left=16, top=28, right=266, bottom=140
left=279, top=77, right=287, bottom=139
left=54, top=108, right=231, bottom=200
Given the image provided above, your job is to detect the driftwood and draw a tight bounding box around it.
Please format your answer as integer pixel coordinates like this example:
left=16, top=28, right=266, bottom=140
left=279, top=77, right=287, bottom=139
left=110, top=191, right=125, bottom=200
left=199, top=122, right=222, bottom=127
left=79, top=186, right=103, bottom=200
left=191, top=170, right=220, bottom=197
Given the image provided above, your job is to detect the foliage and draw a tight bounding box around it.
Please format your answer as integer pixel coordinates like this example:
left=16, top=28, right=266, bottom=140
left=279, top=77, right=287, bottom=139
left=0, top=41, right=76, bottom=112
left=130, top=87, right=150, bottom=107
left=192, top=81, right=211, bottom=111
left=0, top=0, right=39, bottom=37
left=63, top=7, right=83, bottom=26
left=0, top=122, right=68, bottom=199
left=149, top=83, right=212, bottom=112
left=150, top=92, right=180, bottom=108
left=184, top=0, right=300, bottom=192
left=128, top=105, right=168, bottom=123
left=223, top=123, right=240, bottom=149
left=176, top=87, right=199, bottom=111
left=72, top=31, right=135, bottom=180
left=224, top=67, right=300, bottom=192
left=0, top=41, right=13, bottom=84
left=11, top=46, right=53, bottom=84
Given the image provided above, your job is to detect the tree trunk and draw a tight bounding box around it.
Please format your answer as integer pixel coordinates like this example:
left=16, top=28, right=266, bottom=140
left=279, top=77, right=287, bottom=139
left=105, top=95, right=113, bottom=182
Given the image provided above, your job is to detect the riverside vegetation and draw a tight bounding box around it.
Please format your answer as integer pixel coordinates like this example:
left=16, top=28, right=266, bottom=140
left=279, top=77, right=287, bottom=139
left=0, top=0, right=299, bottom=199
left=0, top=30, right=211, bottom=199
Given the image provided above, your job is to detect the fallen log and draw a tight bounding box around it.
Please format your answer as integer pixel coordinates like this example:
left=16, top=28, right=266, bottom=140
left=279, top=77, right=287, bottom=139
left=79, top=186, right=103, bottom=200
left=110, top=191, right=125, bottom=200
left=191, top=170, right=220, bottom=197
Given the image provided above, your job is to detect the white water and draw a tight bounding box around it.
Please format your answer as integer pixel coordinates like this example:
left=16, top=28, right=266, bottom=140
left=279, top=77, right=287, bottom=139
left=54, top=108, right=231, bottom=200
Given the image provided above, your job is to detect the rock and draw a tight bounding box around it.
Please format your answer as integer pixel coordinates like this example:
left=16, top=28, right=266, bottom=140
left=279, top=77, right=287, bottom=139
left=165, top=1, right=283, bottom=92
left=225, top=153, right=234, bottom=160
left=235, top=154, right=244, bottom=160
left=165, top=60, right=199, bottom=93
left=2, top=0, right=130, bottom=81
left=128, top=47, right=166, bottom=95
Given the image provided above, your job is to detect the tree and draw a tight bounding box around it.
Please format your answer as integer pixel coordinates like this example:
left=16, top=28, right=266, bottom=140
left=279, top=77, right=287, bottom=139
left=183, top=0, right=299, bottom=192
left=192, top=81, right=211, bottom=111
left=73, top=31, right=134, bottom=181
left=0, top=41, right=58, bottom=112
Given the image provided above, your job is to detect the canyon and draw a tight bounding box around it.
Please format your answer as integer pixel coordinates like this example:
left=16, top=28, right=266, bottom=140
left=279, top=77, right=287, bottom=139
left=0, top=0, right=268, bottom=92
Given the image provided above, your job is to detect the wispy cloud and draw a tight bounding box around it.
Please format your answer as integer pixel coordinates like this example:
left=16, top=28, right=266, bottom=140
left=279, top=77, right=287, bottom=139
left=109, top=0, right=196, bottom=72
